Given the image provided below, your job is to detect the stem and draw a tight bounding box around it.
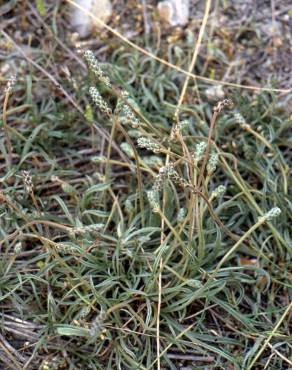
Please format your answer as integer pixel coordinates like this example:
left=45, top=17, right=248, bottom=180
left=117, top=123, right=145, bottom=227
left=197, top=110, right=219, bottom=189
left=105, top=115, right=118, bottom=181
left=156, top=258, right=162, bottom=370
left=2, top=92, right=13, bottom=167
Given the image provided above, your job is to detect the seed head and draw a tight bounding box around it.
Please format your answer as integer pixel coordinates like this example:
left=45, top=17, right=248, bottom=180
left=115, top=91, right=129, bottom=114
left=78, top=306, right=91, bottom=319
left=22, top=170, right=33, bottom=194
left=207, top=152, right=219, bottom=175
left=152, top=169, right=166, bottom=192
left=14, top=242, right=22, bottom=254
left=89, top=310, right=107, bottom=337
left=171, top=120, right=189, bottom=138
left=84, top=50, right=111, bottom=87
left=234, top=112, right=246, bottom=125
left=178, top=119, right=189, bottom=131
left=70, top=224, right=104, bottom=237
left=118, top=104, right=141, bottom=128
left=57, top=243, right=78, bottom=254
left=193, top=141, right=207, bottom=163
left=177, top=207, right=187, bottom=222
left=115, top=90, right=141, bottom=128
left=211, top=185, right=226, bottom=198
left=4, top=75, right=16, bottom=94
left=160, top=163, right=190, bottom=189
left=213, top=98, right=233, bottom=113
left=137, top=137, right=160, bottom=153
left=89, top=87, right=112, bottom=116
left=260, top=207, right=281, bottom=222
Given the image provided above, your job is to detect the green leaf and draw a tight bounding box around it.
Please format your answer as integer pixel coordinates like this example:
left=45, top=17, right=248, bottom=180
left=80, top=182, right=112, bottom=209
left=56, top=325, right=90, bottom=337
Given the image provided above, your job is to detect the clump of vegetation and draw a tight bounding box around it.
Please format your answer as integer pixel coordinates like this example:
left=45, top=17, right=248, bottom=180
left=0, top=31, right=291, bottom=370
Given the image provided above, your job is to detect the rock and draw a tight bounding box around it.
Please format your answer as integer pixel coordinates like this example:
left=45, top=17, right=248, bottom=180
left=70, top=0, right=112, bottom=38
left=158, top=2, right=173, bottom=24
left=205, top=85, right=225, bottom=101
left=158, top=0, right=189, bottom=27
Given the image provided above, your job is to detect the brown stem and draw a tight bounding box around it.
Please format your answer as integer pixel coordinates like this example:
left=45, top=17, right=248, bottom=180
left=197, top=109, right=219, bottom=189
left=2, top=92, right=13, bottom=166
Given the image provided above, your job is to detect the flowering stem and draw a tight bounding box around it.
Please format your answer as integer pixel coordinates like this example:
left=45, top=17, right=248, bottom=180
left=2, top=91, right=13, bottom=167
left=116, top=121, right=145, bottom=227
left=105, top=115, right=118, bottom=181
left=197, top=109, right=219, bottom=189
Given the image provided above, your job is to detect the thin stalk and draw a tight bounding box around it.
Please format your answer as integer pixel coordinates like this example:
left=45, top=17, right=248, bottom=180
left=2, top=91, right=13, bottom=167
left=105, top=115, right=118, bottom=181
left=197, top=109, right=219, bottom=189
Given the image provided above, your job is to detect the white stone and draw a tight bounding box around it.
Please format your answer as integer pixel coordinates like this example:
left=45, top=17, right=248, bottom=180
left=70, top=0, right=112, bottom=38
left=205, top=85, right=225, bottom=101
left=158, top=0, right=189, bottom=26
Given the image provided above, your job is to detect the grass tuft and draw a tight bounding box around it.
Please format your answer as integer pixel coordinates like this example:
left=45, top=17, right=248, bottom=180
left=0, top=4, right=291, bottom=369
